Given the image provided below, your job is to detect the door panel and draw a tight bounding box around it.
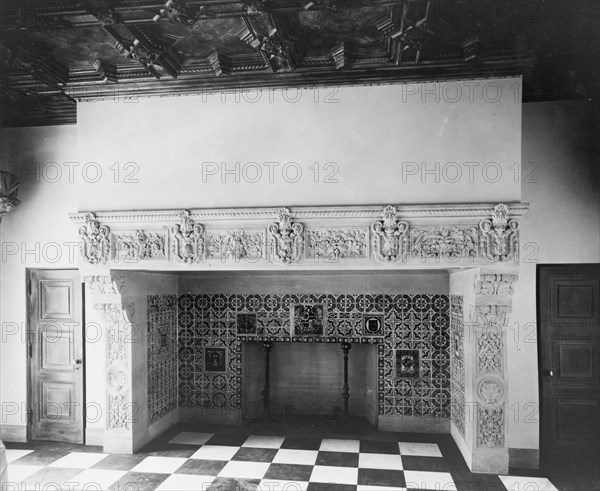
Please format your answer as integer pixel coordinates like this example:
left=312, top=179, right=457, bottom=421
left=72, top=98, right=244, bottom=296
left=539, top=264, right=600, bottom=487
left=29, top=269, right=83, bottom=443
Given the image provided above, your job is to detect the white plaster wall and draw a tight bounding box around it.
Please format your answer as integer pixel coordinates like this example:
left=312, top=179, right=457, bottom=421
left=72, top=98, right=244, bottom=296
left=508, top=100, right=600, bottom=451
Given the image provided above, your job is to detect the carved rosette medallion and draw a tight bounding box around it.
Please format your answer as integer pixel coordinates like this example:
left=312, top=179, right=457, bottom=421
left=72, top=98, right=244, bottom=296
left=206, top=230, right=264, bottom=262
left=115, top=230, right=166, bottom=262
left=79, top=213, right=110, bottom=264
left=268, top=208, right=304, bottom=264
left=410, top=226, right=478, bottom=259
left=306, top=228, right=368, bottom=260
left=171, top=210, right=204, bottom=263
left=371, top=206, right=409, bottom=262
left=477, top=376, right=505, bottom=404
left=479, top=204, right=519, bottom=262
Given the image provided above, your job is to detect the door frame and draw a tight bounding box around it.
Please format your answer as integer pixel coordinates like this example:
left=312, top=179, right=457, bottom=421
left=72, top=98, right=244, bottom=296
left=26, top=268, right=86, bottom=443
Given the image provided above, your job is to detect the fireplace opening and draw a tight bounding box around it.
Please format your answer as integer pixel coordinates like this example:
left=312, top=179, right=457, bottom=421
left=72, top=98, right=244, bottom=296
left=242, top=342, right=378, bottom=424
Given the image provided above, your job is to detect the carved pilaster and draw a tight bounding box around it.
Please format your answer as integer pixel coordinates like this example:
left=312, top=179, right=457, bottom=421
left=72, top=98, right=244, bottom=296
left=79, top=213, right=110, bottom=264
left=479, top=204, right=519, bottom=262
left=268, top=208, right=304, bottom=264
left=171, top=210, right=204, bottom=263
left=371, top=205, right=409, bottom=262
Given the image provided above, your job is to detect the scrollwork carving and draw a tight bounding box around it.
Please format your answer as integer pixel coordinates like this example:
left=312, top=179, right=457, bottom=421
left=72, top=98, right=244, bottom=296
left=476, top=274, right=518, bottom=295
left=479, top=204, right=519, bottom=262
left=411, top=226, right=477, bottom=259
left=306, top=228, right=368, bottom=260
left=371, top=206, right=409, bottom=262
left=473, top=304, right=511, bottom=330
left=268, top=208, right=304, bottom=264
left=476, top=331, right=503, bottom=374
left=115, top=230, right=166, bottom=261
left=79, top=213, right=110, bottom=264
left=86, top=276, right=124, bottom=295
left=206, top=230, right=264, bottom=261
left=477, top=404, right=504, bottom=447
left=171, top=210, right=204, bottom=263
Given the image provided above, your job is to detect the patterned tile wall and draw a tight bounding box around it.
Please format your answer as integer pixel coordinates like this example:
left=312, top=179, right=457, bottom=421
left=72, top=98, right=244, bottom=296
left=148, top=295, right=178, bottom=424
left=177, top=293, right=450, bottom=418
left=450, top=294, right=465, bottom=436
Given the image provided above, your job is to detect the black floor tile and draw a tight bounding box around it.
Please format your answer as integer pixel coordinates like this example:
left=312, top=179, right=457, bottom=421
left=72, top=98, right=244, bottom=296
left=359, top=440, right=400, bottom=455
left=207, top=476, right=261, bottom=490
left=281, top=436, right=323, bottom=450
left=264, top=463, right=314, bottom=481
left=316, top=451, right=359, bottom=468
left=91, top=453, right=147, bottom=471
left=358, top=468, right=406, bottom=487
left=10, top=450, right=71, bottom=466
left=307, top=484, right=357, bottom=491
left=401, top=455, right=449, bottom=472
left=174, top=458, right=228, bottom=476
left=232, top=447, right=278, bottom=462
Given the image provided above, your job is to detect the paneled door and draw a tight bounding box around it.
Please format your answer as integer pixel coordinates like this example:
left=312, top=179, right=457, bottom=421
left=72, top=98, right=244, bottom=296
left=538, top=264, right=600, bottom=486
left=28, top=269, right=84, bottom=443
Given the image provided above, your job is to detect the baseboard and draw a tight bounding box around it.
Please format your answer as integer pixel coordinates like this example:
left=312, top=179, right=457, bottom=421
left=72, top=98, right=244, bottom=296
left=0, top=425, right=27, bottom=442
left=179, top=407, right=242, bottom=425
left=377, top=415, right=450, bottom=433
left=509, top=448, right=540, bottom=469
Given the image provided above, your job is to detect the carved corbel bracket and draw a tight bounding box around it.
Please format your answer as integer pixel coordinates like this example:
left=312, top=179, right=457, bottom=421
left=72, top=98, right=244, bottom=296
left=479, top=204, right=519, bottom=262
left=371, top=205, right=409, bottom=262
left=268, top=208, right=304, bottom=264
left=79, top=212, right=110, bottom=264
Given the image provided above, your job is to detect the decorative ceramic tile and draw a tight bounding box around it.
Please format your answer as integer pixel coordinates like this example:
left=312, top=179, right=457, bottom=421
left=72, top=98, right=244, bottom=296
left=292, top=303, right=326, bottom=336
left=237, top=313, right=257, bottom=335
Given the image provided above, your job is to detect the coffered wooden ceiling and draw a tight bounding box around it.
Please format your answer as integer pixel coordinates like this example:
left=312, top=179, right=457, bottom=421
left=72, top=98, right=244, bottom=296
left=0, top=0, right=598, bottom=127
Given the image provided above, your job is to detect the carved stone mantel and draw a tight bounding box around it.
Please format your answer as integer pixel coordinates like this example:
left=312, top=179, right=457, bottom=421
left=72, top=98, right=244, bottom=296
left=70, top=202, right=528, bottom=270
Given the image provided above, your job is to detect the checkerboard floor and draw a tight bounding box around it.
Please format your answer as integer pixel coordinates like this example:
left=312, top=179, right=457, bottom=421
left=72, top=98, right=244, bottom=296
left=3, top=425, right=559, bottom=491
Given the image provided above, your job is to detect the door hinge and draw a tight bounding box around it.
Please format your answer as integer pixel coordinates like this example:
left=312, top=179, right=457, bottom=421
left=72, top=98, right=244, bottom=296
left=28, top=341, right=33, bottom=358
left=26, top=408, right=33, bottom=425
left=27, top=277, right=32, bottom=296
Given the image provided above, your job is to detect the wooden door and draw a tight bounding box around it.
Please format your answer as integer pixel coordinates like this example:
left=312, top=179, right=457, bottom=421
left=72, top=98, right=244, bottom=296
left=28, top=269, right=84, bottom=443
left=538, top=264, right=600, bottom=486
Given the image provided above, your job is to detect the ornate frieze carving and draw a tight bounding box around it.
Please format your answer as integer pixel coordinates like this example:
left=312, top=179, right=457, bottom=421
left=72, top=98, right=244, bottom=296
left=306, top=228, right=368, bottom=260
left=371, top=206, right=409, bottom=262
left=411, top=226, right=478, bottom=259
left=171, top=210, right=204, bottom=263
left=476, top=274, right=518, bottom=295
left=473, top=304, right=512, bottom=332
left=479, top=204, right=519, bottom=262
left=477, top=404, right=504, bottom=447
left=206, top=230, right=264, bottom=261
left=268, top=208, right=304, bottom=264
left=476, top=331, right=503, bottom=375
left=86, top=275, right=124, bottom=295
left=114, top=230, right=166, bottom=262
left=79, top=212, right=110, bottom=264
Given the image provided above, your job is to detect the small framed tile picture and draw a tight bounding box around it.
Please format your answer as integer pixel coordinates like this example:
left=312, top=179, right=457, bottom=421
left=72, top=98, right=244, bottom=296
left=396, top=349, right=420, bottom=378
left=362, top=314, right=383, bottom=336
left=237, top=313, right=257, bottom=335
left=291, top=303, right=326, bottom=336
left=204, top=347, right=227, bottom=373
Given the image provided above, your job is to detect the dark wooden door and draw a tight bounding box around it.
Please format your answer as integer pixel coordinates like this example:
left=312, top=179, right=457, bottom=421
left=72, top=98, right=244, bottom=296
left=538, top=264, right=600, bottom=487
left=28, top=269, right=84, bottom=443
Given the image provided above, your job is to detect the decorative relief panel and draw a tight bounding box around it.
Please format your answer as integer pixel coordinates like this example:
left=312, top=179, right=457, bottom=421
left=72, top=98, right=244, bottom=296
left=148, top=295, right=177, bottom=424
left=371, top=206, right=409, bottom=262
left=478, top=404, right=504, bottom=447
left=306, top=228, right=368, bottom=260
left=268, top=208, right=304, bottom=264
left=476, top=274, right=518, bottom=296
left=473, top=305, right=511, bottom=330
left=86, top=275, right=124, bottom=295
left=178, top=293, right=450, bottom=418
left=450, top=295, right=465, bottom=437
left=79, top=212, right=110, bottom=264
left=479, top=203, right=519, bottom=262
left=171, top=210, right=204, bottom=263
left=206, top=230, right=264, bottom=262
left=114, top=230, right=167, bottom=262
left=476, top=331, right=503, bottom=375
left=411, top=226, right=478, bottom=259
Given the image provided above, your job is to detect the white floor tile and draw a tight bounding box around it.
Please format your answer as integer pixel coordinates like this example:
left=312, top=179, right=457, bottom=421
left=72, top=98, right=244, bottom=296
left=499, top=475, right=559, bottom=491
left=319, top=438, right=361, bottom=453
left=130, top=456, right=187, bottom=474
left=47, top=452, right=109, bottom=469
left=218, top=461, right=270, bottom=479
left=358, top=452, right=403, bottom=470
left=398, top=442, right=443, bottom=458
left=156, top=473, right=216, bottom=490
left=404, top=470, right=456, bottom=490
left=6, top=464, right=43, bottom=482
left=190, top=445, right=240, bottom=461
left=168, top=432, right=214, bottom=446
left=258, top=479, right=309, bottom=491
left=5, top=449, right=34, bottom=464
left=310, top=465, right=358, bottom=485
left=243, top=435, right=285, bottom=449
left=68, top=469, right=127, bottom=490
left=272, top=449, right=318, bottom=466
